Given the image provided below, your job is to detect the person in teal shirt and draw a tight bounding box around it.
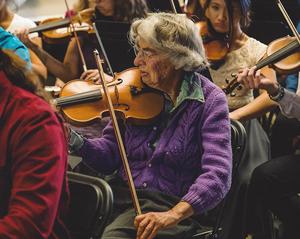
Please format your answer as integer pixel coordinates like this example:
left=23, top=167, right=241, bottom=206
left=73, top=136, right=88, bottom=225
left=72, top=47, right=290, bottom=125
left=0, top=27, right=30, bottom=65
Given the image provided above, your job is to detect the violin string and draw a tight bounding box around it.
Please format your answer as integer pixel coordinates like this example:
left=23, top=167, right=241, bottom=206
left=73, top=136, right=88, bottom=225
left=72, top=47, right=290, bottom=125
left=256, top=40, right=298, bottom=69
left=57, top=89, right=101, bottom=106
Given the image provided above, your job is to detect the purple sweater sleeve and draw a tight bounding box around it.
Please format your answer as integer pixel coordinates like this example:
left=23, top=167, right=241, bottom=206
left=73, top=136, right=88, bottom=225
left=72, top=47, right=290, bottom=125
left=79, top=121, right=122, bottom=174
left=182, top=90, right=232, bottom=214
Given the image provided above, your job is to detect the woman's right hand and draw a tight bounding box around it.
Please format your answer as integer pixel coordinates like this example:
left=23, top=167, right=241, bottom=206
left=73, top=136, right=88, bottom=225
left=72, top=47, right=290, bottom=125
left=237, top=66, right=279, bottom=95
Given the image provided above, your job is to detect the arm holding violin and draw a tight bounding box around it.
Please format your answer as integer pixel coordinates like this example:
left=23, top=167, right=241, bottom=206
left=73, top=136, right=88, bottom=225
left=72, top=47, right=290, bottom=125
left=13, top=29, right=47, bottom=80
left=237, top=66, right=300, bottom=121
left=28, top=36, right=47, bottom=80
left=229, top=66, right=278, bottom=121
left=17, top=31, right=80, bottom=82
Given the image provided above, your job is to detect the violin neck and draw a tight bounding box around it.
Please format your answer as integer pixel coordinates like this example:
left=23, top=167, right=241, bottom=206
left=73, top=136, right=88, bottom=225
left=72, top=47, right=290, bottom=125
left=256, top=39, right=299, bottom=70
left=28, top=18, right=71, bottom=34
left=54, top=90, right=102, bottom=107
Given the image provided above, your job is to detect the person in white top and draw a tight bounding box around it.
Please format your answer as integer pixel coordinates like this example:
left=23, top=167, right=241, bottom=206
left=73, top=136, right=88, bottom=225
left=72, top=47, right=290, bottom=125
left=199, top=0, right=279, bottom=238
left=237, top=66, right=300, bottom=239
left=0, top=0, right=46, bottom=79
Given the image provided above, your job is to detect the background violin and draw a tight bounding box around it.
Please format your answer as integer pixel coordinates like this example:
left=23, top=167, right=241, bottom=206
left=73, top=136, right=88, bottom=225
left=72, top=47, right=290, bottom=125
left=196, top=21, right=230, bottom=67
left=54, top=67, right=164, bottom=125
left=223, top=35, right=300, bottom=95
left=29, top=8, right=95, bottom=45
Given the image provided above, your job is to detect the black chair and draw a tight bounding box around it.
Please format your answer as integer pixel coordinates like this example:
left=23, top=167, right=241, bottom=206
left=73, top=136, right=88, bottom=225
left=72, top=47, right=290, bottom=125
left=192, top=119, right=247, bottom=239
left=66, top=171, right=113, bottom=239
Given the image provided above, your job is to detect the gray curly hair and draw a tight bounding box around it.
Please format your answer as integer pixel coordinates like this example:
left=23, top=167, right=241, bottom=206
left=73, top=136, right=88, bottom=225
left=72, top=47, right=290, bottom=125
left=129, top=12, right=209, bottom=71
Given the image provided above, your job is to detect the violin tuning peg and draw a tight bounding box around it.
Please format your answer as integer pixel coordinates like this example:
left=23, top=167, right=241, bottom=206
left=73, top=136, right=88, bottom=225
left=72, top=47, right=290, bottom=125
left=231, top=73, right=237, bottom=78
left=230, top=92, right=236, bottom=97
left=225, top=79, right=229, bottom=84
left=237, top=85, right=243, bottom=91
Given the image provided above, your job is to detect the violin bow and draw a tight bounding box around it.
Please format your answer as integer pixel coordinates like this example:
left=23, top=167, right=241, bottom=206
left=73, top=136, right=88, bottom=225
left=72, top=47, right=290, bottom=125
left=93, top=50, right=142, bottom=216
left=183, top=0, right=189, bottom=13
left=64, top=0, right=88, bottom=72
left=276, top=0, right=300, bottom=45
left=169, top=0, right=178, bottom=13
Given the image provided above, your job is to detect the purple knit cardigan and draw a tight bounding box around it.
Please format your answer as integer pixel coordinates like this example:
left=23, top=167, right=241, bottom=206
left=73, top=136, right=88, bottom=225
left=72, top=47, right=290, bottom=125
left=79, top=73, right=232, bottom=214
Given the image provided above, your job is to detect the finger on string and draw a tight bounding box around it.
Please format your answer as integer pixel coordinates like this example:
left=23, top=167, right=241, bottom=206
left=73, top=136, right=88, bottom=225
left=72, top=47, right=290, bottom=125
left=236, top=68, right=249, bottom=83
left=254, top=69, right=262, bottom=88
left=255, top=69, right=261, bottom=78
left=248, top=66, right=256, bottom=78
left=80, top=70, right=92, bottom=80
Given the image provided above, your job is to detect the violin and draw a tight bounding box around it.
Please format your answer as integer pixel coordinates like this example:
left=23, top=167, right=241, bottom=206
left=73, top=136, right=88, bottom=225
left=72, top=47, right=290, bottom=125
left=29, top=8, right=95, bottom=44
left=196, top=21, right=230, bottom=66
left=54, top=67, right=164, bottom=125
left=223, top=35, right=300, bottom=95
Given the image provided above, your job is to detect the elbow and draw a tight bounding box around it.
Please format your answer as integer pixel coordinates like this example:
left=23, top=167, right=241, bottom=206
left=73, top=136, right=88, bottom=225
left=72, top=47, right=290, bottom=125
left=32, top=64, right=47, bottom=81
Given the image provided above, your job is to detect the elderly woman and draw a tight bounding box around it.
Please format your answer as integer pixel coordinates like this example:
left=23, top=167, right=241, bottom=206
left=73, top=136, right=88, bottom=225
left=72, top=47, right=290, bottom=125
left=70, top=12, right=232, bottom=239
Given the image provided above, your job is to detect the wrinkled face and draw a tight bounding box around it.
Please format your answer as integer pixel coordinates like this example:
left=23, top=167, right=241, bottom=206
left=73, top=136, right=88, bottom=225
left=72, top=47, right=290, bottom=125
left=205, top=0, right=229, bottom=33
left=133, top=38, right=174, bottom=91
left=95, top=0, right=114, bottom=16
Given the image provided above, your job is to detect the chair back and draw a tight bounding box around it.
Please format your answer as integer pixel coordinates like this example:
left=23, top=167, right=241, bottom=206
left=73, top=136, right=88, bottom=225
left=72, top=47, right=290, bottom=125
left=66, top=171, right=113, bottom=239
left=192, top=119, right=247, bottom=239
left=230, top=119, right=247, bottom=173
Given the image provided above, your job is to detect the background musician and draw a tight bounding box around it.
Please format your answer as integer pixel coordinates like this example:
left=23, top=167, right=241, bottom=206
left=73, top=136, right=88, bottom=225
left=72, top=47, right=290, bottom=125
left=197, top=0, right=279, bottom=238
left=238, top=66, right=300, bottom=239
left=16, top=0, right=149, bottom=83
left=0, top=0, right=47, bottom=79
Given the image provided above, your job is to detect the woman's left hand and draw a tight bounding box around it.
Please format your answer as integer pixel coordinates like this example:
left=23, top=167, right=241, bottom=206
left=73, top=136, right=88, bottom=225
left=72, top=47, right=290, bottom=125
left=134, top=210, right=181, bottom=239
left=80, top=69, right=113, bottom=83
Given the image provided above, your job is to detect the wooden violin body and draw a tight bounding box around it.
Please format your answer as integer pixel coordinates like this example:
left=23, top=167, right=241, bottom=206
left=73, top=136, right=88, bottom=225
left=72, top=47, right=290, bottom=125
left=267, top=36, right=300, bottom=74
left=30, top=8, right=95, bottom=44
left=55, top=68, right=164, bottom=125
left=196, top=21, right=229, bottom=64
left=39, top=17, right=72, bottom=44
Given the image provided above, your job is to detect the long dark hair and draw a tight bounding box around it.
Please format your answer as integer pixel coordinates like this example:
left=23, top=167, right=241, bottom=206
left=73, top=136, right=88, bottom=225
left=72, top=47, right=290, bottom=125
left=114, top=0, right=149, bottom=22
left=95, top=0, right=149, bottom=22
left=203, top=0, right=251, bottom=43
left=0, top=48, right=51, bottom=103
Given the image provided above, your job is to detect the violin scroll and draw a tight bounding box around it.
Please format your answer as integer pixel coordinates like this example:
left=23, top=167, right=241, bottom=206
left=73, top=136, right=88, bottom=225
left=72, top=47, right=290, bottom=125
left=222, top=73, right=243, bottom=96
